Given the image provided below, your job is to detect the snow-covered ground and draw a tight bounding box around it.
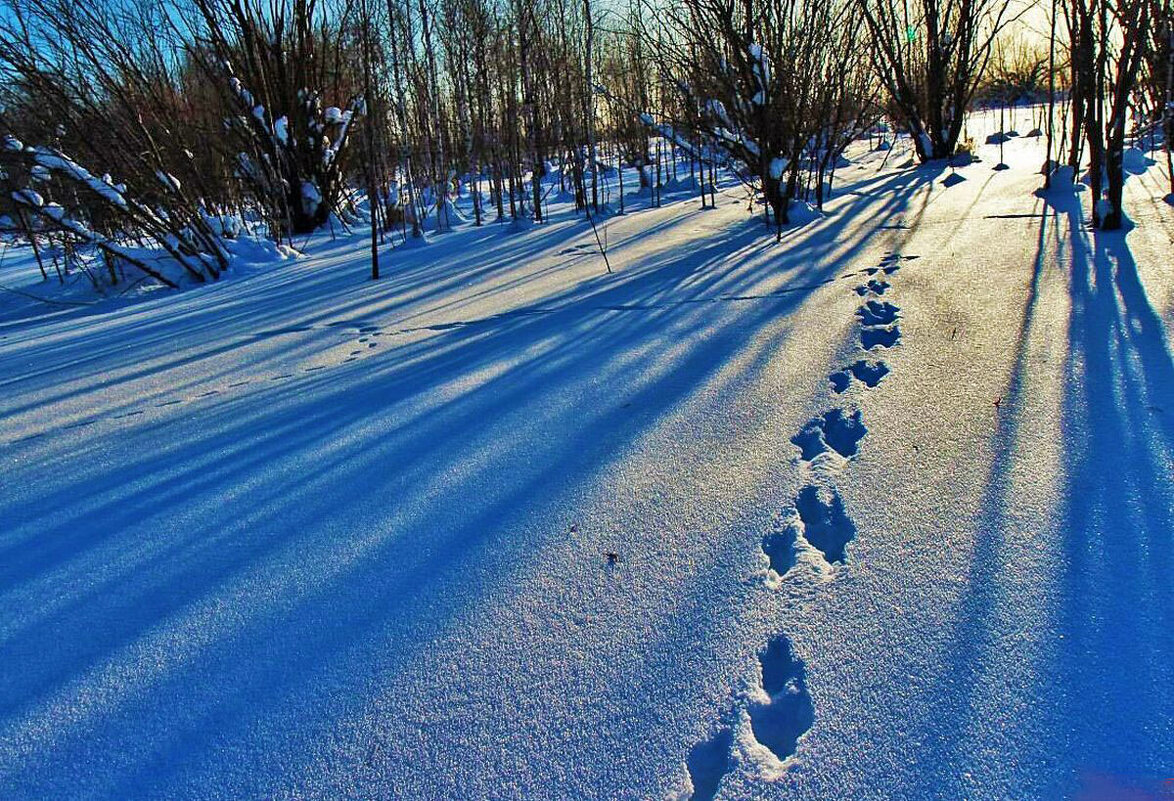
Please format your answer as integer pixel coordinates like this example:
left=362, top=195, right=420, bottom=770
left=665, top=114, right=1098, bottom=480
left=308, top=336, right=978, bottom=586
left=2, top=121, right=1173, bottom=800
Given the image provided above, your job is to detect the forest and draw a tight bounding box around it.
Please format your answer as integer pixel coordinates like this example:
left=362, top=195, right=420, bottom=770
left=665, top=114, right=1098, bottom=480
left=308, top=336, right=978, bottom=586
left=0, top=0, right=1169, bottom=291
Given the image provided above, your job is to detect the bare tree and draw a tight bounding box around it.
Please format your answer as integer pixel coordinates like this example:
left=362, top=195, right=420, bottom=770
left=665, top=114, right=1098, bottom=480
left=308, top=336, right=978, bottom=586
left=857, top=0, right=1016, bottom=161
left=185, top=0, right=367, bottom=236
left=0, top=0, right=230, bottom=282
left=1064, top=0, right=1151, bottom=228
left=623, top=0, right=873, bottom=234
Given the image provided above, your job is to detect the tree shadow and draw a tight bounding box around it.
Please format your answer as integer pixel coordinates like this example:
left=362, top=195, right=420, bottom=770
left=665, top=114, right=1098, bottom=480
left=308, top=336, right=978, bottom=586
left=898, top=186, right=1174, bottom=797
left=0, top=162, right=942, bottom=797
left=1048, top=205, right=1174, bottom=786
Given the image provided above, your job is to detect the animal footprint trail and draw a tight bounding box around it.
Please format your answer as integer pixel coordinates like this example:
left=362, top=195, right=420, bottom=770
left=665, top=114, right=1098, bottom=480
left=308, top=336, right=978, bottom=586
left=749, top=634, right=815, bottom=763
left=678, top=252, right=914, bottom=792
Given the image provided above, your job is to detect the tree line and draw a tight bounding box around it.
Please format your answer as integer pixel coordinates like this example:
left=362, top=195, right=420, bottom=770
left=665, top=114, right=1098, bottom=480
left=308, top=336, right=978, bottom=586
left=0, top=0, right=1169, bottom=287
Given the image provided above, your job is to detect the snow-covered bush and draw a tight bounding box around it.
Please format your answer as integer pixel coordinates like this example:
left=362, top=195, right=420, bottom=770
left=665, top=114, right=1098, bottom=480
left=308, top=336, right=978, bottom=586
left=219, top=64, right=366, bottom=235
left=626, top=0, right=875, bottom=232
left=0, top=138, right=228, bottom=286
left=857, top=0, right=1015, bottom=162
left=189, top=0, right=368, bottom=236
left=0, top=0, right=235, bottom=282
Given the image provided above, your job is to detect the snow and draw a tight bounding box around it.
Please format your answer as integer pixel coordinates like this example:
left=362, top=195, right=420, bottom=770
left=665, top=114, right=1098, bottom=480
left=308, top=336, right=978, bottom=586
left=156, top=171, right=182, bottom=193
left=301, top=180, right=322, bottom=215
left=784, top=199, right=820, bottom=224
left=274, top=116, right=290, bottom=145
left=1122, top=146, right=1154, bottom=174
left=13, top=188, right=44, bottom=207
left=747, top=42, right=770, bottom=103
left=322, top=99, right=361, bottom=165
left=32, top=147, right=128, bottom=208
left=420, top=196, right=468, bottom=232
left=1040, top=164, right=1080, bottom=193
left=1, top=118, right=1172, bottom=800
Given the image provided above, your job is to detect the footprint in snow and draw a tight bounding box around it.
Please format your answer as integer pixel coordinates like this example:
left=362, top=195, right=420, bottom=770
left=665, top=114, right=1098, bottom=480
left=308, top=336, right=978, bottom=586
left=685, top=727, right=735, bottom=801
left=762, top=515, right=800, bottom=577
left=878, top=254, right=915, bottom=274
left=749, top=634, right=815, bottom=763
left=849, top=359, right=889, bottom=387
left=856, top=300, right=900, bottom=327
left=791, top=409, right=867, bottom=460
left=853, top=278, right=890, bottom=296
left=830, top=360, right=890, bottom=393
left=861, top=325, right=901, bottom=350
left=794, top=484, right=856, bottom=564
